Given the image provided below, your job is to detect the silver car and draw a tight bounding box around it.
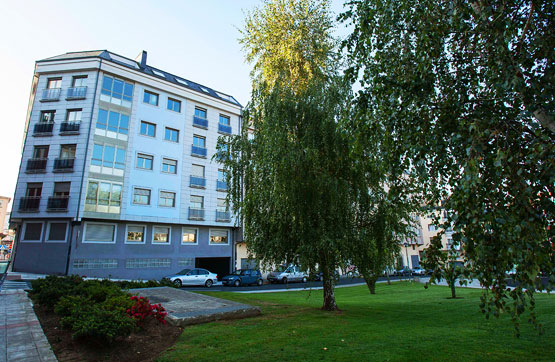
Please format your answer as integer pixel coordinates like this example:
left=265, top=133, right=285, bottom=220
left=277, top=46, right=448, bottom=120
left=267, top=265, right=308, bottom=284
left=166, top=268, right=218, bottom=287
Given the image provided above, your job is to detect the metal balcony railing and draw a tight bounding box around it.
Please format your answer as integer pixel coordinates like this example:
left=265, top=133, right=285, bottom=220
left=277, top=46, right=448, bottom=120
left=190, top=175, right=206, bottom=188
left=216, top=180, right=228, bottom=191
left=60, top=121, right=80, bottom=134
left=193, top=116, right=208, bottom=129
left=216, top=210, right=231, bottom=222
left=40, top=88, right=61, bottom=102
left=33, top=122, right=54, bottom=135
left=19, top=196, right=40, bottom=211
left=26, top=158, right=47, bottom=172
left=66, top=86, right=87, bottom=100
left=218, top=123, right=232, bottom=134
left=47, top=196, right=69, bottom=211
left=191, top=145, right=207, bottom=158
left=53, top=158, right=75, bottom=172
left=188, top=207, right=205, bottom=220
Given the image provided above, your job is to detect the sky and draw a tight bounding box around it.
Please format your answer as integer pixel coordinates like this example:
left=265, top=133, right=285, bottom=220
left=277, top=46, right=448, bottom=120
left=0, top=0, right=351, bottom=211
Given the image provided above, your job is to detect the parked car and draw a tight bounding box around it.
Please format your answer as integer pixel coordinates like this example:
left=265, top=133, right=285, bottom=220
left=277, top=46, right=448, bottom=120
left=310, top=269, right=340, bottom=281
left=165, top=268, right=218, bottom=288
left=411, top=267, right=427, bottom=276
left=345, top=265, right=360, bottom=278
left=395, top=267, right=412, bottom=277
left=268, top=265, right=309, bottom=284
left=222, top=269, right=263, bottom=287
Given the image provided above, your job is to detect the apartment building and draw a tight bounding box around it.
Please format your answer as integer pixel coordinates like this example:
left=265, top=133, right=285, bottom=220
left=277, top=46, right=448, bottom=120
left=10, top=50, right=241, bottom=279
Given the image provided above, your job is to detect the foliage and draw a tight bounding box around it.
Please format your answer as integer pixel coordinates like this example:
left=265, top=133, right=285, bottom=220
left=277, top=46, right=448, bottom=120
left=127, top=295, right=167, bottom=327
left=30, top=275, right=84, bottom=310
left=341, top=0, right=554, bottom=334
left=115, top=278, right=176, bottom=290
left=422, top=233, right=464, bottom=298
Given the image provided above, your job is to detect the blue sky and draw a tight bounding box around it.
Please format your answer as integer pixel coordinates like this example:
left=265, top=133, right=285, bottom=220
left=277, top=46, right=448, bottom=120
left=0, top=0, right=349, bottom=207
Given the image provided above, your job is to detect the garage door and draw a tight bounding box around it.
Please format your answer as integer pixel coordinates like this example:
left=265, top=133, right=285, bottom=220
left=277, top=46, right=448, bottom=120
left=195, top=257, right=231, bottom=280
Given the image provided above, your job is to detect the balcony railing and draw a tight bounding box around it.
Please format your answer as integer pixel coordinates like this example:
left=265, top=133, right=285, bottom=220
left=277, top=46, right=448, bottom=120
left=216, top=180, right=228, bottom=191
left=216, top=210, right=231, bottom=222
left=53, top=158, right=75, bottom=172
left=33, top=122, right=54, bottom=135
left=40, top=88, right=61, bottom=102
left=60, top=121, right=80, bottom=134
left=193, top=116, right=208, bottom=129
left=190, top=175, right=206, bottom=188
left=26, top=158, right=47, bottom=172
left=188, top=207, right=205, bottom=220
left=47, top=196, right=69, bottom=211
left=66, top=86, right=87, bottom=100
left=218, top=123, right=232, bottom=135
left=191, top=145, right=207, bottom=158
left=19, top=196, right=40, bottom=211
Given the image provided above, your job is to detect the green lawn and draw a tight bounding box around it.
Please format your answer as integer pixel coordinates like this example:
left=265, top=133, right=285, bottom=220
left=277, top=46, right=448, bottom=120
left=158, top=283, right=554, bottom=361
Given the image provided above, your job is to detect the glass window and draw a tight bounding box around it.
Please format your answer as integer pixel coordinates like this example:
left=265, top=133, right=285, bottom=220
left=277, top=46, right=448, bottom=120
left=40, top=110, right=55, bottom=123
left=167, top=98, right=181, bottom=112
left=428, top=224, right=436, bottom=232
left=136, top=154, right=153, bottom=170
left=133, top=188, right=151, bottom=205
left=210, top=229, right=229, bottom=245
left=217, top=198, right=228, bottom=212
left=97, top=109, right=129, bottom=135
left=195, top=107, right=207, bottom=119
left=60, top=144, right=76, bottom=159
left=182, top=228, right=197, bottom=244
left=140, top=121, right=156, bottom=137
left=191, top=164, right=205, bottom=177
left=162, top=158, right=177, bottom=174
left=66, top=109, right=82, bottom=122
left=53, top=182, right=70, bottom=197
left=24, top=223, right=43, bottom=241
left=159, top=191, right=176, bottom=207
left=47, top=78, right=61, bottom=89
left=193, top=135, right=205, bottom=148
left=143, top=90, right=159, bottom=106
left=48, top=223, right=67, bottom=241
left=100, top=75, right=133, bottom=106
left=218, top=169, right=226, bottom=181
left=72, top=76, right=87, bottom=87
left=164, top=127, right=179, bottom=142
left=84, top=223, right=116, bottom=243
left=85, top=181, right=121, bottom=210
left=26, top=183, right=42, bottom=197
left=190, top=195, right=203, bottom=209
left=219, top=114, right=230, bottom=125
left=127, top=225, right=145, bottom=243
left=153, top=226, right=170, bottom=243
left=33, top=146, right=49, bottom=159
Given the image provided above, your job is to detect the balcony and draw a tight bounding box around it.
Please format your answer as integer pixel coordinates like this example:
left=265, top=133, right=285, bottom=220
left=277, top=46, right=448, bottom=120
left=26, top=158, right=47, bottom=173
left=218, top=123, right=232, bottom=135
left=66, top=86, right=87, bottom=100
left=191, top=145, right=207, bottom=158
left=33, top=122, right=54, bottom=135
left=47, top=196, right=69, bottom=211
left=193, top=116, right=208, bottom=129
left=40, top=88, right=61, bottom=102
left=53, top=158, right=75, bottom=172
left=188, top=207, right=205, bottom=220
left=216, top=180, right=228, bottom=191
left=19, top=197, right=40, bottom=212
left=60, top=121, right=80, bottom=134
left=190, top=175, right=206, bottom=188
left=216, top=210, right=231, bottom=222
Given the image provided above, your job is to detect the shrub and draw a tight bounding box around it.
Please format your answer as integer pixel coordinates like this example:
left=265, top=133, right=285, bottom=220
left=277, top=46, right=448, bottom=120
left=127, top=296, right=167, bottom=327
left=30, top=275, right=84, bottom=310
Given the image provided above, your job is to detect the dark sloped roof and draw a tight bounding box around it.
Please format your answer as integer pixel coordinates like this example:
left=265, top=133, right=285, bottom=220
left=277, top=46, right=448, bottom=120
left=37, top=50, right=242, bottom=107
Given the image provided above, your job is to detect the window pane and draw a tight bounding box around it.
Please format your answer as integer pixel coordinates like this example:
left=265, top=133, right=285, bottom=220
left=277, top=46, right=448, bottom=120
left=191, top=164, right=204, bottom=177
left=127, top=225, right=145, bottom=242
left=24, top=223, right=42, bottom=241
left=115, top=148, right=125, bottom=169
left=111, top=184, right=122, bottom=206
left=48, top=223, right=67, bottom=241
left=92, top=144, right=103, bottom=166
left=86, top=182, right=98, bottom=204
left=108, top=111, right=119, bottom=132
left=102, top=76, right=113, bottom=91
left=99, top=183, right=111, bottom=205
left=119, top=115, right=129, bottom=134
left=182, top=229, right=197, bottom=243
left=113, top=79, right=123, bottom=98
left=85, top=223, right=115, bottom=242
left=103, top=146, right=115, bottom=167
left=97, top=109, right=108, bottom=129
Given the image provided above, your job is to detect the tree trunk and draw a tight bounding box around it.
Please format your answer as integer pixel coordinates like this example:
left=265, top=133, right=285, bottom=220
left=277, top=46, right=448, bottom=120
left=321, top=263, right=338, bottom=311
left=363, top=274, right=378, bottom=294
left=450, top=282, right=456, bottom=298
left=386, top=272, right=391, bottom=285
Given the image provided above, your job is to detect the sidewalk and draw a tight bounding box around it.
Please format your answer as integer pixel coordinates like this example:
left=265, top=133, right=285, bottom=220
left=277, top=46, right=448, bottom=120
left=0, top=288, right=57, bottom=362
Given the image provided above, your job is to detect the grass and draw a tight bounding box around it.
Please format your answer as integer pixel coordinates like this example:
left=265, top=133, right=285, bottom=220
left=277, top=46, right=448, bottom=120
left=157, top=282, right=554, bottom=361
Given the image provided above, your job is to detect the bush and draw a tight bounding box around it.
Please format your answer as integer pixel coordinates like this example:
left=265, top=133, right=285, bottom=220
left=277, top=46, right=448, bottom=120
left=115, top=278, right=176, bottom=290
left=126, top=296, right=167, bottom=327
left=30, top=275, right=84, bottom=310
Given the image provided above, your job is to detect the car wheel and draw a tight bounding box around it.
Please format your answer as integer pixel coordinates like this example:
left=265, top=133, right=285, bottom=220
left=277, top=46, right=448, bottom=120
left=205, top=279, right=213, bottom=288
left=257, top=279, right=263, bottom=286
left=302, top=277, right=307, bottom=283
left=234, top=279, right=241, bottom=287
left=347, top=271, right=353, bottom=278
left=282, top=277, right=288, bottom=284
left=173, top=279, right=182, bottom=288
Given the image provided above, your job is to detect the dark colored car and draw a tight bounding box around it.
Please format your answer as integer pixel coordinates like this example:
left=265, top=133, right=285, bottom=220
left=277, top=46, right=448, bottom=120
left=222, top=269, right=263, bottom=287
left=395, top=267, right=412, bottom=277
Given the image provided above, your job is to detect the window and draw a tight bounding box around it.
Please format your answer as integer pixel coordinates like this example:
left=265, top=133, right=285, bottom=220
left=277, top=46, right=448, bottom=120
left=153, top=226, right=170, bottom=244
left=47, top=222, right=68, bottom=242
left=195, top=107, right=207, bottom=119
left=217, top=198, right=228, bottom=212
left=100, top=75, right=134, bottom=107
left=47, top=78, right=61, bottom=89
left=60, top=144, right=76, bottom=159
left=143, top=90, right=159, bottom=106
left=219, top=114, right=230, bottom=126
left=72, top=76, right=87, bottom=87
left=84, top=223, right=116, bottom=243
left=91, top=144, right=126, bottom=171
left=66, top=109, right=82, bottom=122
left=97, top=109, right=129, bottom=136
left=167, top=98, right=181, bottom=112
left=33, top=146, right=49, bottom=159
left=162, top=158, right=177, bottom=174
left=26, top=183, right=42, bottom=197
left=428, top=224, right=436, bottom=232
left=182, top=228, right=198, bottom=244
left=140, top=121, right=156, bottom=137
left=218, top=169, right=226, bottom=182
left=40, top=110, right=55, bottom=123
left=133, top=188, right=151, bottom=205
left=190, top=195, right=203, bottom=209
left=53, top=182, right=70, bottom=197
left=191, top=164, right=205, bottom=177
left=23, top=222, right=43, bottom=242
left=126, top=225, right=146, bottom=243
left=217, top=169, right=228, bottom=191
left=159, top=191, right=176, bottom=207
left=136, top=153, right=153, bottom=170
left=193, top=135, right=205, bottom=148
left=164, top=127, right=179, bottom=142
left=210, top=229, right=229, bottom=245
left=85, top=180, right=122, bottom=213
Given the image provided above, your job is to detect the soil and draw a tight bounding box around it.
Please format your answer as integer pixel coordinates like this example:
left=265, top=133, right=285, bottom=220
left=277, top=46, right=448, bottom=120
left=33, top=305, right=183, bottom=362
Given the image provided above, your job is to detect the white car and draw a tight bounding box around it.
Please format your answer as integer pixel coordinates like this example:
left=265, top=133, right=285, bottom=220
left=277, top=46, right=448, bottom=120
left=165, top=268, right=218, bottom=287
left=267, top=265, right=309, bottom=284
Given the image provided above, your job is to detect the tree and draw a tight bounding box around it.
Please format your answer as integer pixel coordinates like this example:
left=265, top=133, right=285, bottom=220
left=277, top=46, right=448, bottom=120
left=422, top=233, right=464, bottom=299
left=341, top=0, right=554, bottom=333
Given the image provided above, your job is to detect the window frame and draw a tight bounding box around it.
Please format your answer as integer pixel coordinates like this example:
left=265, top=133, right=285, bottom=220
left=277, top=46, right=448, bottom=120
left=193, top=135, right=206, bottom=148
left=66, top=109, right=82, bottom=122
left=97, top=108, right=129, bottom=136
left=161, top=158, right=177, bottom=174
left=21, top=221, right=44, bottom=243
left=181, top=227, right=199, bottom=245
left=83, top=222, right=117, bottom=244
left=125, top=224, right=147, bottom=244
left=164, top=127, right=179, bottom=143
left=72, top=75, right=88, bottom=87
left=158, top=190, right=176, bottom=208
left=194, top=107, right=207, bottom=119
left=143, top=90, right=159, bottom=106
left=152, top=226, right=171, bottom=245
left=139, top=121, right=156, bottom=138
left=132, top=187, right=152, bottom=206
left=45, top=221, right=69, bottom=243
left=219, top=114, right=231, bottom=126
left=47, top=77, right=62, bottom=89
left=167, top=97, right=181, bottom=112
left=209, top=229, right=230, bottom=246
left=136, top=153, right=154, bottom=171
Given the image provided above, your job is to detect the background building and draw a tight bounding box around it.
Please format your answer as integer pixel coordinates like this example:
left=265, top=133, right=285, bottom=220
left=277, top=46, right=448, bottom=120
left=10, top=50, right=241, bottom=279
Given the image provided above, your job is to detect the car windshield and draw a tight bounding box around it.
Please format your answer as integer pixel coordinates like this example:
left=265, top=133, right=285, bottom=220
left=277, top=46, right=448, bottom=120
left=275, top=265, right=287, bottom=272
left=177, top=269, right=191, bottom=275
left=232, top=270, right=242, bottom=275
